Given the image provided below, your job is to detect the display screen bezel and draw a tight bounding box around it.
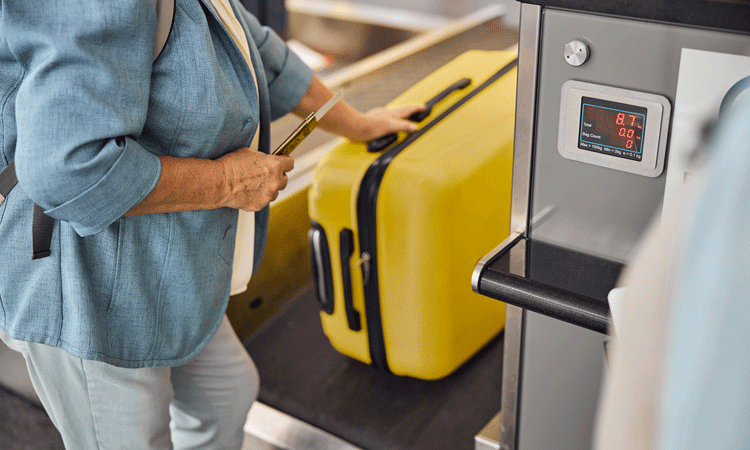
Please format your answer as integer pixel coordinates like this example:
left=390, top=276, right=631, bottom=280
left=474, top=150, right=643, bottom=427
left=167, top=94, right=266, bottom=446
left=558, top=80, right=671, bottom=178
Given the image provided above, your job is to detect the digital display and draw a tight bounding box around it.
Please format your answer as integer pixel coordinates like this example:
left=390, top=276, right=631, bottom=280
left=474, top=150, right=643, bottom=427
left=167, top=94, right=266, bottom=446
left=578, top=97, right=647, bottom=161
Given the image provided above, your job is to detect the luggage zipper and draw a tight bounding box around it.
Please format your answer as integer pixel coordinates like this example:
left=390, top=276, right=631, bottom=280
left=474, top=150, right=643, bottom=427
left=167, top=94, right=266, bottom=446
left=355, top=57, right=519, bottom=373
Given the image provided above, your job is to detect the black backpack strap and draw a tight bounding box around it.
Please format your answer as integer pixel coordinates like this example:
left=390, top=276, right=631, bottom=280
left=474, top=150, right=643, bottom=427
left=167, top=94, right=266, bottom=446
left=1, top=1, right=174, bottom=260
left=1, top=161, right=55, bottom=260
left=0, top=160, right=18, bottom=204
left=32, top=204, right=54, bottom=260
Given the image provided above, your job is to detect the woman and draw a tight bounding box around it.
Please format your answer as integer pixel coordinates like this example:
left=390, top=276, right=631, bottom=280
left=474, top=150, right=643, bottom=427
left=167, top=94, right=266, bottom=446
left=0, top=0, right=423, bottom=448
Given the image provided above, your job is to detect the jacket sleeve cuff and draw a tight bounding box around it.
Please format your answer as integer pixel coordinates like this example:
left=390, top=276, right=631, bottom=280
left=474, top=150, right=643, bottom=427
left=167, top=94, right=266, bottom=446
left=44, top=138, right=161, bottom=236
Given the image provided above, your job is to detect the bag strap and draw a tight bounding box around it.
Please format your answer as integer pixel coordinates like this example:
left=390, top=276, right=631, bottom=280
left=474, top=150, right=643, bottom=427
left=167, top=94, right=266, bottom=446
left=31, top=204, right=54, bottom=259
left=0, top=0, right=175, bottom=260
left=0, top=160, right=18, bottom=204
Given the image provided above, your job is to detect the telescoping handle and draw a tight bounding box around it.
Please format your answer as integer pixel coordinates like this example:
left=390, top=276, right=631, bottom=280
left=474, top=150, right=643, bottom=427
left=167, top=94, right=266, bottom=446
left=366, top=77, right=472, bottom=153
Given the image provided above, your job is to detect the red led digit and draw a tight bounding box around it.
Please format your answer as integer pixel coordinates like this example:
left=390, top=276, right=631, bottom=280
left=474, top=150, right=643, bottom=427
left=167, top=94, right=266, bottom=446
left=579, top=97, right=647, bottom=160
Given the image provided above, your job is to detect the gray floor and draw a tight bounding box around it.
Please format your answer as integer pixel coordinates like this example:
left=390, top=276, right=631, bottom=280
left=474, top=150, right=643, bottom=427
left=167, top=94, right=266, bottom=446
left=0, top=387, right=63, bottom=450
left=0, top=386, right=355, bottom=450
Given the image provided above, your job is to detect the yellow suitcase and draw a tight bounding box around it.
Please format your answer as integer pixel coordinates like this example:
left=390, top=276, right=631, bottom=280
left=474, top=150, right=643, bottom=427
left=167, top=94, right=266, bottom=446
left=308, top=50, right=517, bottom=380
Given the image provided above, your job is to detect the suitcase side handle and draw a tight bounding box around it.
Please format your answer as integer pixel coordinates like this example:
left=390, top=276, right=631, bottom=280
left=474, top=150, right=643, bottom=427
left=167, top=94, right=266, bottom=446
left=366, top=78, right=472, bottom=153
left=309, top=223, right=335, bottom=315
left=339, top=229, right=362, bottom=331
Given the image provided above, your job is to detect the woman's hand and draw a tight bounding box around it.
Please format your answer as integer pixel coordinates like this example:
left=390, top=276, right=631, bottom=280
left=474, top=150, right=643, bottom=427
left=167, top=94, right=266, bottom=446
left=125, top=149, right=294, bottom=216
left=293, top=76, right=426, bottom=144
left=342, top=105, right=426, bottom=143
left=127, top=75, right=430, bottom=217
left=217, top=148, right=294, bottom=211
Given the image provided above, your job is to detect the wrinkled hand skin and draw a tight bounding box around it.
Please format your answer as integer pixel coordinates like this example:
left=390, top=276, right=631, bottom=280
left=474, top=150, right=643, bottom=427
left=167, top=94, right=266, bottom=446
left=218, top=148, right=295, bottom=211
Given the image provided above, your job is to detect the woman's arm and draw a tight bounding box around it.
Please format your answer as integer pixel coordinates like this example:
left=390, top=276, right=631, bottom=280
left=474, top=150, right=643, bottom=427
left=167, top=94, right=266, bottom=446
left=124, top=151, right=294, bottom=216
left=6, top=0, right=162, bottom=236
left=292, top=76, right=424, bottom=142
left=127, top=76, right=423, bottom=217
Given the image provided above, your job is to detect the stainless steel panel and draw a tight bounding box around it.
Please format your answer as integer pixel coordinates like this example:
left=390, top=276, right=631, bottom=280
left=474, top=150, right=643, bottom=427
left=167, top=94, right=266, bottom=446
left=244, top=402, right=362, bottom=450
left=500, top=240, right=528, bottom=450
left=475, top=412, right=501, bottom=450
left=518, top=311, right=607, bottom=450
left=495, top=6, right=542, bottom=450
left=510, top=4, right=541, bottom=238
left=530, top=9, right=750, bottom=264
left=472, top=232, right=522, bottom=293
left=516, top=8, right=750, bottom=450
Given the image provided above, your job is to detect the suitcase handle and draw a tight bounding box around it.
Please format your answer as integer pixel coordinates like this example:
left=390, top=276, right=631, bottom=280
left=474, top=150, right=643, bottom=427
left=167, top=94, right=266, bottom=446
left=366, top=77, right=472, bottom=153
left=339, top=229, right=362, bottom=331
left=309, top=223, right=335, bottom=314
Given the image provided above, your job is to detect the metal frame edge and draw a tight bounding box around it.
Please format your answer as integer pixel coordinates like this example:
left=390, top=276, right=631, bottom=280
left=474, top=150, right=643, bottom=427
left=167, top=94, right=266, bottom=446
left=500, top=4, right=542, bottom=450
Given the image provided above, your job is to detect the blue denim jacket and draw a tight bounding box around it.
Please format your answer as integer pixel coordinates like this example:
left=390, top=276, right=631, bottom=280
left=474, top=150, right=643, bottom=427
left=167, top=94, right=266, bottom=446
left=0, top=0, right=313, bottom=367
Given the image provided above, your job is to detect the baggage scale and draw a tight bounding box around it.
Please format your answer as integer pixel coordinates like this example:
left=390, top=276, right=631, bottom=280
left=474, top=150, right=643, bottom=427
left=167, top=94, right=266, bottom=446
left=472, top=1, right=750, bottom=449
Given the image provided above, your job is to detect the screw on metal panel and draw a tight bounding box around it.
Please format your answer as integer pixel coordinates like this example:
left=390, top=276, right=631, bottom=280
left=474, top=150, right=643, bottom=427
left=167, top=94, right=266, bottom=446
left=564, top=40, right=590, bottom=67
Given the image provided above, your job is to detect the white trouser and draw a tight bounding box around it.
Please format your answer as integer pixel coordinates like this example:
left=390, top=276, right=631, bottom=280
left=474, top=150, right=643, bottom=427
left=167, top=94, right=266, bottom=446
left=0, top=316, right=258, bottom=450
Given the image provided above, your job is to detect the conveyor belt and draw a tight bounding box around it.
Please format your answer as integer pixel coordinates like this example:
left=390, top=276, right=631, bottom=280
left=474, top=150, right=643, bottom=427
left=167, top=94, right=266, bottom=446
left=245, top=287, right=504, bottom=450
left=248, top=17, right=518, bottom=450
left=332, top=23, right=518, bottom=113
left=269, top=13, right=519, bottom=159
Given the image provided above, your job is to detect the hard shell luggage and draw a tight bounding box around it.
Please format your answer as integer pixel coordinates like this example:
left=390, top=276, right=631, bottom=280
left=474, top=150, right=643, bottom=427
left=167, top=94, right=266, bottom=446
left=307, top=50, right=517, bottom=380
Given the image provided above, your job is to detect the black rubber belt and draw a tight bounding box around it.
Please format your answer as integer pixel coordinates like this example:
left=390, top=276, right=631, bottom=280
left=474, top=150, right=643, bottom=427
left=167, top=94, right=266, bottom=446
left=0, top=161, right=54, bottom=260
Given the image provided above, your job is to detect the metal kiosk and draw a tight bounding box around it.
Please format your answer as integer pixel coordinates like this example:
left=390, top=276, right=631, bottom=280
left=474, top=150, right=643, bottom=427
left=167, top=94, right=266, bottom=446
left=472, top=2, right=750, bottom=449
